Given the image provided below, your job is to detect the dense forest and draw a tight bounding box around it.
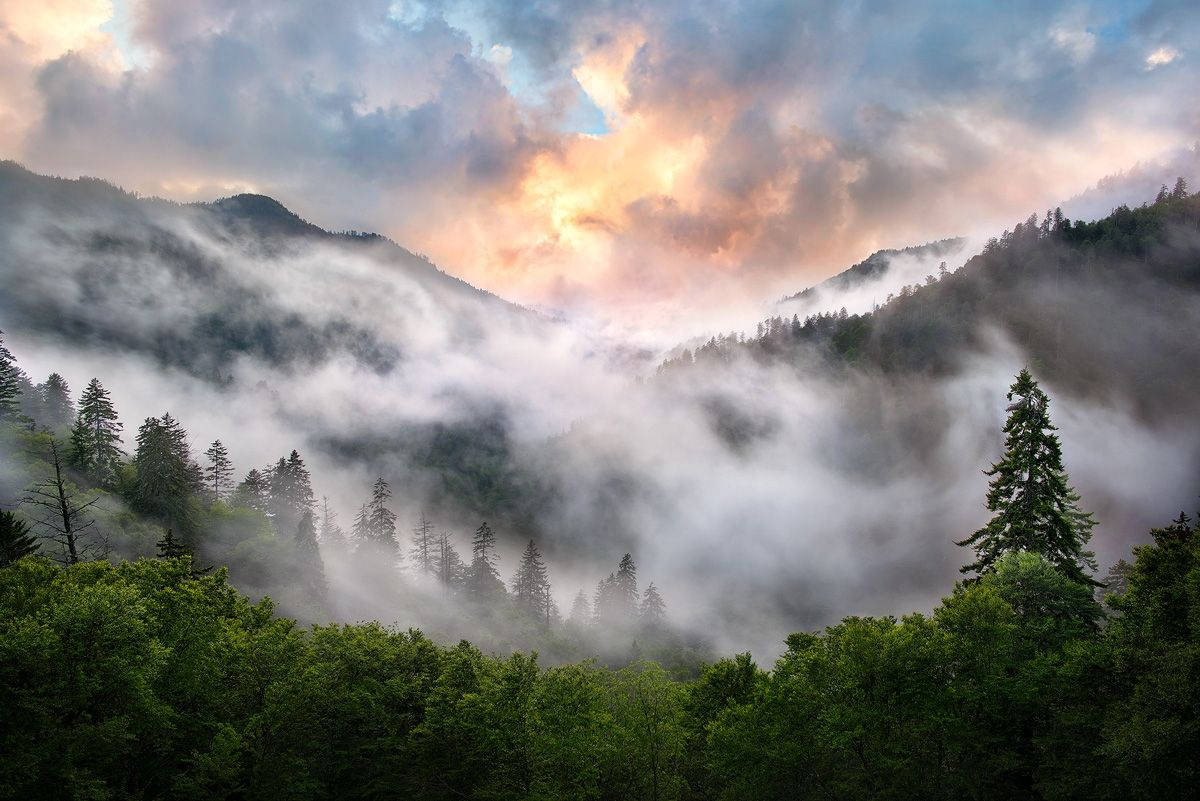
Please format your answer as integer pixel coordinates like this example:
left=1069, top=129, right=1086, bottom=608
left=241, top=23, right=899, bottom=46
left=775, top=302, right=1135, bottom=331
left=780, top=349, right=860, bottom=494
left=1, top=358, right=1197, bottom=799
left=0, top=333, right=701, bottom=669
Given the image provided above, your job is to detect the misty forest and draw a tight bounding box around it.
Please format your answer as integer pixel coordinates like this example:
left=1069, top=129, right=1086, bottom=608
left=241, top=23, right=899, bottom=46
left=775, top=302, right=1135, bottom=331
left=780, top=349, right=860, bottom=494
left=2, top=1, right=1200, bottom=799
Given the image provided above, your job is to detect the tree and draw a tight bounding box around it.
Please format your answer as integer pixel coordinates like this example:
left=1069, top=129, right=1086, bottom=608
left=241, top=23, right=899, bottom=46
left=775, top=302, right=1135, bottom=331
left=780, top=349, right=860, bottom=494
left=38, top=373, right=74, bottom=430
left=957, top=369, right=1097, bottom=585
left=295, top=510, right=328, bottom=604
left=203, top=440, right=234, bottom=501
left=132, top=415, right=199, bottom=533
left=68, top=378, right=125, bottom=484
left=511, top=539, right=553, bottom=625
left=318, top=497, right=347, bottom=552
left=465, top=521, right=503, bottom=601
left=155, top=528, right=191, bottom=560
left=267, top=451, right=316, bottom=535
left=0, top=329, right=20, bottom=421
left=434, top=531, right=465, bottom=596
left=364, top=477, right=399, bottom=557
left=231, top=468, right=269, bottom=513
left=0, top=510, right=40, bottom=567
left=411, top=512, right=436, bottom=578
left=1171, top=176, right=1188, bottom=199
left=640, top=582, right=666, bottom=627
left=568, top=589, right=593, bottom=626
left=614, top=553, right=639, bottom=619
left=23, top=439, right=105, bottom=564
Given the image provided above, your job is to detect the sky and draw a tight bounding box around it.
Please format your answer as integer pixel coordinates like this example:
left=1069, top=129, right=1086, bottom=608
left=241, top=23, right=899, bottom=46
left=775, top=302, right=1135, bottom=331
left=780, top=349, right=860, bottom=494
left=1, top=0, right=1197, bottom=320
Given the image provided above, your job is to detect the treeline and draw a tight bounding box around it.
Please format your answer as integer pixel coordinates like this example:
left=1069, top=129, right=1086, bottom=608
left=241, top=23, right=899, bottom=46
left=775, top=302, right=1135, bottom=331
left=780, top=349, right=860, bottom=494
left=0, top=332, right=680, bottom=660
left=658, top=179, right=1200, bottom=420
left=1, top=368, right=1196, bottom=799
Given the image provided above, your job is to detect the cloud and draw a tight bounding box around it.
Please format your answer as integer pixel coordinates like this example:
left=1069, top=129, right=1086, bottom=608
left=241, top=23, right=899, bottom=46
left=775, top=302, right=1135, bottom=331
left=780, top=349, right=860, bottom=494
left=1145, top=44, right=1180, bottom=69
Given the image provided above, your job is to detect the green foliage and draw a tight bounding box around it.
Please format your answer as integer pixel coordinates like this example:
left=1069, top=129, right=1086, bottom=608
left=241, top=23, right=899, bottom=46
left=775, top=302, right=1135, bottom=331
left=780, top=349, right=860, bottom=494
left=0, top=509, right=39, bottom=566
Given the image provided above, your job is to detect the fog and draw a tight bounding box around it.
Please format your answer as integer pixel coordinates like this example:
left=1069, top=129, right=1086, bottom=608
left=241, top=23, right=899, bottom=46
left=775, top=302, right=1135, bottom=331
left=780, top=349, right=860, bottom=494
left=2, top=171, right=1198, bottom=660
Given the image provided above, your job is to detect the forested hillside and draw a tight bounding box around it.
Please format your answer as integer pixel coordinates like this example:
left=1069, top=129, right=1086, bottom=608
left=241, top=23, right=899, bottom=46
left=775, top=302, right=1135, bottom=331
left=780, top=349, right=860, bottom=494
left=2, top=367, right=1196, bottom=800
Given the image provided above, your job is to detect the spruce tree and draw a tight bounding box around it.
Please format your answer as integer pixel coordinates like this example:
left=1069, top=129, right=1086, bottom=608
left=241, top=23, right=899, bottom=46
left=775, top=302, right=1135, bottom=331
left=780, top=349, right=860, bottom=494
left=957, top=369, right=1098, bottom=585
left=232, top=469, right=269, bottom=513
left=38, top=373, right=74, bottom=430
left=69, top=378, right=124, bottom=484
left=267, top=451, right=316, bottom=535
left=0, top=510, right=40, bottom=567
left=295, top=510, right=328, bottom=603
left=615, top=553, right=639, bottom=619
left=640, top=582, right=666, bottom=627
left=466, top=521, right=503, bottom=601
left=0, top=330, right=20, bottom=421
left=411, top=512, right=436, bottom=577
left=434, top=531, right=465, bottom=596
left=155, top=528, right=191, bottom=560
left=511, top=539, right=553, bottom=624
left=203, top=440, right=234, bottom=501
left=319, top=497, right=347, bottom=552
left=568, top=589, right=592, bottom=625
left=351, top=503, right=370, bottom=544
left=366, top=477, right=399, bottom=557
left=132, top=414, right=198, bottom=534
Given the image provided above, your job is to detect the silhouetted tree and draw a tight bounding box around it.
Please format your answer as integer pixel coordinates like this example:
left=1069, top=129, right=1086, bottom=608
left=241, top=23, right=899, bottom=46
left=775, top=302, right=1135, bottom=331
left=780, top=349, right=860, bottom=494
left=132, top=415, right=198, bottom=533
left=23, top=439, right=105, bottom=564
left=434, top=531, right=465, bottom=596
left=203, top=440, right=234, bottom=501
left=268, top=450, right=315, bottom=535
left=38, top=373, right=73, bottom=430
left=232, top=468, right=269, bottom=514
left=0, top=330, right=19, bottom=421
left=411, top=512, right=436, bottom=578
left=641, top=582, right=666, bottom=627
left=0, top=510, right=39, bottom=567
left=466, top=521, right=503, bottom=601
left=68, top=378, right=124, bottom=485
left=957, top=369, right=1097, bottom=585
left=511, top=539, right=553, bottom=624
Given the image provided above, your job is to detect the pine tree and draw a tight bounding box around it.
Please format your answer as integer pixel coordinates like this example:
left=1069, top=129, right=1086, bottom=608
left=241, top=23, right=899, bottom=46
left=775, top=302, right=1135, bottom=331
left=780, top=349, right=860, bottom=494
left=155, top=528, right=191, bottom=560
left=232, top=469, right=269, bottom=513
left=365, top=477, right=399, bottom=557
left=465, top=521, right=503, bottom=601
left=132, top=414, right=198, bottom=534
left=511, top=539, right=553, bottom=624
left=38, top=373, right=74, bottom=430
left=614, top=553, right=639, bottom=619
left=0, top=330, right=21, bottom=421
left=267, top=451, right=316, bottom=535
left=433, top=531, right=465, bottom=597
left=69, top=378, right=124, bottom=484
left=640, top=582, right=666, bottom=627
left=957, top=369, right=1098, bottom=585
left=203, top=440, right=234, bottom=501
left=411, top=512, right=436, bottom=577
left=318, top=497, right=347, bottom=552
left=295, top=510, right=328, bottom=603
left=568, top=589, right=592, bottom=626
left=594, top=573, right=617, bottom=624
left=0, top=510, right=40, bottom=567
left=351, top=503, right=370, bottom=544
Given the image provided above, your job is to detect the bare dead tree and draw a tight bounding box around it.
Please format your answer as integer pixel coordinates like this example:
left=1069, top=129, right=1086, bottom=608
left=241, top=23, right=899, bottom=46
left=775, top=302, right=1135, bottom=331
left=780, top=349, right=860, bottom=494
left=23, top=437, right=107, bottom=564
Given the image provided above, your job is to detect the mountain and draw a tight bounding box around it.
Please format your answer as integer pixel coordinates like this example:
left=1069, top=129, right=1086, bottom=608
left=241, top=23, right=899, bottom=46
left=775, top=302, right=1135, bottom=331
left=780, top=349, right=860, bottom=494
left=0, top=160, right=516, bottom=380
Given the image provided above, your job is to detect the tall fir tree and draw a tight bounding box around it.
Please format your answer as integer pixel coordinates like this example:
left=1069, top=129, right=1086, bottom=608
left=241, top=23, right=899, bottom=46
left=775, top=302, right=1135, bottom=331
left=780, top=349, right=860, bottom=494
left=203, top=440, right=234, bottom=501
left=267, top=451, right=316, bottom=535
left=640, top=582, right=666, bottom=627
left=68, top=378, right=125, bottom=485
left=38, top=373, right=74, bottom=430
left=132, top=414, right=198, bottom=534
left=594, top=573, right=618, bottom=624
left=957, top=369, right=1098, bottom=585
left=0, top=510, right=40, bottom=567
left=365, top=477, right=399, bottom=557
left=0, top=330, right=20, bottom=421
left=232, top=468, right=270, bottom=514
left=319, top=497, right=347, bottom=553
left=434, top=531, right=465, bottom=596
left=351, top=503, right=371, bottom=545
left=511, top=539, right=553, bottom=624
left=466, top=521, right=504, bottom=601
left=568, top=589, right=593, bottom=626
left=295, top=510, right=328, bottom=604
left=411, top=512, right=436, bottom=578
left=614, top=553, right=639, bottom=619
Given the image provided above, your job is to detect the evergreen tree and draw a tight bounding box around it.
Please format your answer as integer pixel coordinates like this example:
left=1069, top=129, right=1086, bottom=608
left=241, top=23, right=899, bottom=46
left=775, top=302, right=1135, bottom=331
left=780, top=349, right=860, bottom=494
left=267, top=451, right=316, bottom=535
left=318, top=497, right=347, bottom=552
left=203, top=440, right=234, bottom=501
left=594, top=573, right=618, bottom=624
left=0, top=510, right=40, bottom=567
left=0, top=330, right=20, bottom=421
left=231, top=469, right=269, bottom=514
left=351, top=503, right=370, bottom=545
left=640, top=582, right=666, bottom=627
left=365, top=477, right=399, bottom=557
left=957, top=369, right=1098, bottom=585
left=411, top=512, right=436, bottom=578
left=511, top=539, right=553, bottom=624
left=433, top=531, right=465, bottom=596
left=465, top=521, right=503, bottom=601
left=132, top=414, right=198, bottom=534
left=295, top=510, right=328, bottom=603
left=615, top=553, right=639, bottom=619
left=16, top=372, right=40, bottom=425
left=155, top=528, right=191, bottom=560
left=568, top=589, right=593, bottom=625
left=38, top=373, right=74, bottom=430
left=68, top=378, right=124, bottom=484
